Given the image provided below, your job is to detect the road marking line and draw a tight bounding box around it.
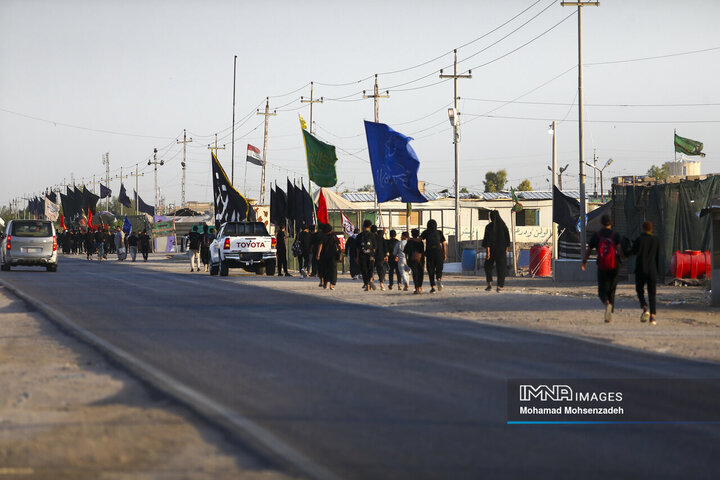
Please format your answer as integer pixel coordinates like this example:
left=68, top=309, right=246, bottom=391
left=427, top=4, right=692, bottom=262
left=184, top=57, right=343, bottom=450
left=0, top=280, right=342, bottom=480
left=0, top=468, right=34, bottom=475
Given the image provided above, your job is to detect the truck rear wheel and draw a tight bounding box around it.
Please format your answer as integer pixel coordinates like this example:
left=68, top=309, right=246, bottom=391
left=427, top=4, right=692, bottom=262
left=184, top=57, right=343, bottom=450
left=220, top=261, right=229, bottom=276
left=46, top=264, right=57, bottom=272
left=210, top=263, right=219, bottom=276
left=255, top=264, right=266, bottom=275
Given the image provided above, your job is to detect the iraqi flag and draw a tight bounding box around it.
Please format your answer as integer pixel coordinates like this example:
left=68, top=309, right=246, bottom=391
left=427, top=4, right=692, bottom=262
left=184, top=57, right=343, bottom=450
left=246, top=144, right=264, bottom=166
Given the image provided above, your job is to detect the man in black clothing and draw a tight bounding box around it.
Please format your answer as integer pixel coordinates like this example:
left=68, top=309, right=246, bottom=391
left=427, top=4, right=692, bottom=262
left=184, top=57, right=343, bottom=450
left=298, top=224, right=311, bottom=277
left=346, top=229, right=360, bottom=279
left=355, top=220, right=378, bottom=291
left=276, top=224, right=290, bottom=276
left=632, top=221, right=660, bottom=324
left=582, top=214, right=624, bottom=323
left=386, top=230, right=400, bottom=290
left=373, top=226, right=388, bottom=290
left=187, top=226, right=203, bottom=272
left=421, top=219, right=447, bottom=293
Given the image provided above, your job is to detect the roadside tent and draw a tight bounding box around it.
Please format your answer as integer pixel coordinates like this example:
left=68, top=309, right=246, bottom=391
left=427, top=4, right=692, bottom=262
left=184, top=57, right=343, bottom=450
left=311, top=188, right=356, bottom=211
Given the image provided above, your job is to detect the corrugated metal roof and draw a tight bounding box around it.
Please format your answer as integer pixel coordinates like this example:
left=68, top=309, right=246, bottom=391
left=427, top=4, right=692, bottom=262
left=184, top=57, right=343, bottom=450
left=342, top=190, right=581, bottom=202
left=341, top=192, right=446, bottom=202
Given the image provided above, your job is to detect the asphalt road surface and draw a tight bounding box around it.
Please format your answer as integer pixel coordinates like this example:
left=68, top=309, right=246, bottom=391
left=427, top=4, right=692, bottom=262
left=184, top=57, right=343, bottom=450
left=2, top=255, right=719, bottom=480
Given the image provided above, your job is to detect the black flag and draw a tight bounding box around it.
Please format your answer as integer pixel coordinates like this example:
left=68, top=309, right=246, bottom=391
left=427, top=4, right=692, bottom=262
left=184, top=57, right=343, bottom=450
left=118, top=184, right=132, bottom=208
left=275, top=182, right=288, bottom=229
left=286, top=178, right=296, bottom=235
left=552, top=186, right=580, bottom=231
left=100, top=183, right=112, bottom=199
left=270, top=184, right=277, bottom=226
left=301, top=182, right=315, bottom=226
left=81, top=188, right=100, bottom=215
left=46, top=191, right=57, bottom=203
left=135, top=192, right=155, bottom=217
left=211, top=152, right=254, bottom=229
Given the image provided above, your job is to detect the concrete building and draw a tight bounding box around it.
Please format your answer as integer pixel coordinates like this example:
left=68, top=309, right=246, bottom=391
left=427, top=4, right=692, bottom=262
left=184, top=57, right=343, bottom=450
left=665, top=159, right=701, bottom=177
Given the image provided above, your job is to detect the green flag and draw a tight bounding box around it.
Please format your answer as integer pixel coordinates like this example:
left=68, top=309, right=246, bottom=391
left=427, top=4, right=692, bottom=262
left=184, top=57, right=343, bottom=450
left=674, top=133, right=706, bottom=157
left=302, top=129, right=338, bottom=187
left=511, top=188, right=523, bottom=212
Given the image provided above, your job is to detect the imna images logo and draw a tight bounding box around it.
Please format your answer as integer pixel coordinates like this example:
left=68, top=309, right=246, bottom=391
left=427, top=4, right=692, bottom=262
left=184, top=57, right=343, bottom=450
left=519, top=384, right=573, bottom=402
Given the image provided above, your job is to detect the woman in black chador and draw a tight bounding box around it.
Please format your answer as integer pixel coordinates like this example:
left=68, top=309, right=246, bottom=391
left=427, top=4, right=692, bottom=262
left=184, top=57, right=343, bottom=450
left=482, top=210, right=510, bottom=292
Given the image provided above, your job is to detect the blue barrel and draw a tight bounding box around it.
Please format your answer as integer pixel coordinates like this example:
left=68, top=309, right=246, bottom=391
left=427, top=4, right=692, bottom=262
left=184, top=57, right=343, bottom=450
left=462, top=249, right=476, bottom=271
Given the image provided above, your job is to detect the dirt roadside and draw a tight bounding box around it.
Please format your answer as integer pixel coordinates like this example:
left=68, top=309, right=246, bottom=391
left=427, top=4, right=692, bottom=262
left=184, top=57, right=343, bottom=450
left=0, top=285, right=295, bottom=480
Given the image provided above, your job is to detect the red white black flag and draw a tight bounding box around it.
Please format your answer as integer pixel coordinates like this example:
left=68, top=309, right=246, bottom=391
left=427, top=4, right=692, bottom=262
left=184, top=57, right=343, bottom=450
left=246, top=144, right=264, bottom=166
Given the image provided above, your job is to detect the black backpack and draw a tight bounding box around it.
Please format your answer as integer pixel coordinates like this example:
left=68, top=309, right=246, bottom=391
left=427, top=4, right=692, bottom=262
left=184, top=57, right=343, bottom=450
left=360, top=232, right=375, bottom=256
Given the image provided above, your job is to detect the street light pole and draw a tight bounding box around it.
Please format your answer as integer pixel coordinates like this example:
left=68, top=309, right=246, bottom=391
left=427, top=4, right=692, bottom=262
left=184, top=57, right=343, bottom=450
left=440, top=50, right=471, bottom=260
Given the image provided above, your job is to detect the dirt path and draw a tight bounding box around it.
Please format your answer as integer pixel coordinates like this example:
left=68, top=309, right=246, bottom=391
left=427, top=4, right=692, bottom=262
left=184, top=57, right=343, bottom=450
left=0, top=285, right=295, bottom=480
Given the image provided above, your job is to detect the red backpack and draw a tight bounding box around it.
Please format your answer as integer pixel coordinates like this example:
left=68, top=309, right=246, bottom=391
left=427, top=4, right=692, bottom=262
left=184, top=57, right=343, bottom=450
left=597, top=232, right=617, bottom=270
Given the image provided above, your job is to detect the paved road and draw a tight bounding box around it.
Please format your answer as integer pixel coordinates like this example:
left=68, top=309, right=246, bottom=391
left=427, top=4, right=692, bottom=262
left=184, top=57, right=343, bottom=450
left=2, top=256, right=719, bottom=479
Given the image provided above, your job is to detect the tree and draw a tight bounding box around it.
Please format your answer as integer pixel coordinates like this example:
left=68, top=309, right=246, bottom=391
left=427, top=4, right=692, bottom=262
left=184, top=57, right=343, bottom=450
left=647, top=164, right=669, bottom=182
left=459, top=187, right=469, bottom=194
left=484, top=169, right=507, bottom=193
left=359, top=184, right=375, bottom=192
left=517, top=180, right=532, bottom=191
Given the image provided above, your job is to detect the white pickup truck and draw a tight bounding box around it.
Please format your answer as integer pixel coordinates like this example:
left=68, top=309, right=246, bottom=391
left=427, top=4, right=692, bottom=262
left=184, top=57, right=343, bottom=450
left=209, top=221, right=276, bottom=276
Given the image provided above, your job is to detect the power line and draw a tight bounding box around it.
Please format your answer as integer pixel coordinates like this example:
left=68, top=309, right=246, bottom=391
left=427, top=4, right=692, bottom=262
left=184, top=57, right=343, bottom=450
left=0, top=106, right=178, bottom=140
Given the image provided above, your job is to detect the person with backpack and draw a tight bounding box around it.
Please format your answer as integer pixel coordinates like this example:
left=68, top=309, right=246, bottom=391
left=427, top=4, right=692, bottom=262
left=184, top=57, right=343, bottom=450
left=200, top=225, right=215, bottom=272
left=582, top=214, right=624, bottom=323
left=632, top=221, right=660, bottom=325
left=404, top=228, right=425, bottom=294
left=421, top=219, right=447, bottom=293
left=187, top=225, right=202, bottom=272
left=482, top=210, right=510, bottom=292
left=355, top=220, right=378, bottom=291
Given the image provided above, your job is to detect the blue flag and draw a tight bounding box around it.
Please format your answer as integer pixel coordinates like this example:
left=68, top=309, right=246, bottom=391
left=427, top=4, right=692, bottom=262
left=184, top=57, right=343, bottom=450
left=364, top=121, right=427, bottom=203
left=122, top=215, right=132, bottom=234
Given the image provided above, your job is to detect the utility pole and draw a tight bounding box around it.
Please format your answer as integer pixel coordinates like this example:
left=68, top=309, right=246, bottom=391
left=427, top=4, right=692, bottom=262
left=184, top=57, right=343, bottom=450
left=301, top=81, right=323, bottom=135
left=549, top=121, right=558, bottom=260
left=256, top=98, right=276, bottom=204
left=177, top=129, right=193, bottom=207
left=115, top=168, right=131, bottom=216
left=231, top=55, right=237, bottom=185
left=363, top=74, right=390, bottom=226
left=562, top=0, right=599, bottom=257
left=208, top=134, right=226, bottom=157
left=148, top=148, right=164, bottom=216
left=102, top=153, right=110, bottom=211
left=440, top=49, right=472, bottom=261
left=130, top=165, right=145, bottom=215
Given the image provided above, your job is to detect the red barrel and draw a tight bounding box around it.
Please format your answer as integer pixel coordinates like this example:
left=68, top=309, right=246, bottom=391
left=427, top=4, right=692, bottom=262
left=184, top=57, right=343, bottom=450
left=702, top=251, right=712, bottom=279
left=671, top=250, right=712, bottom=279
left=529, top=245, right=551, bottom=277
left=685, top=250, right=702, bottom=279
left=670, top=251, right=689, bottom=278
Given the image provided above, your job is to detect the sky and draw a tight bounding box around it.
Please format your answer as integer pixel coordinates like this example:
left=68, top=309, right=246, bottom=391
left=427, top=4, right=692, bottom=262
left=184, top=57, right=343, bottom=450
left=1, top=0, right=719, bottom=210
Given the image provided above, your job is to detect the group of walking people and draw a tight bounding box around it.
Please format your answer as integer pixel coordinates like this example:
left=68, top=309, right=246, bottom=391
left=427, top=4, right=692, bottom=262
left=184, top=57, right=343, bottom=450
left=186, top=225, right=216, bottom=272
left=59, top=226, right=151, bottom=262
left=582, top=214, right=660, bottom=324
left=344, top=219, right=447, bottom=294
left=279, top=210, right=662, bottom=324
